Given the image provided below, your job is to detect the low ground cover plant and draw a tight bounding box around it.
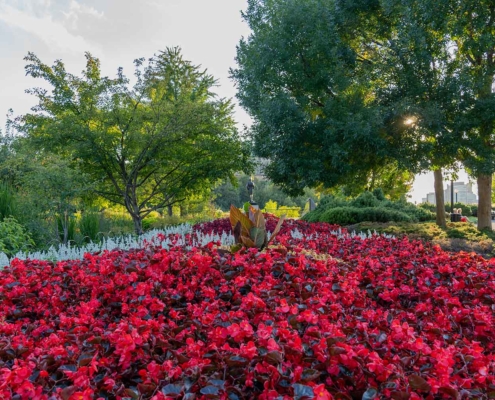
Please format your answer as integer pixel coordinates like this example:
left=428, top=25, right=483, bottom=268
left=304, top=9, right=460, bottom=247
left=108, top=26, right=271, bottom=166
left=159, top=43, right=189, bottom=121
left=0, top=217, right=494, bottom=399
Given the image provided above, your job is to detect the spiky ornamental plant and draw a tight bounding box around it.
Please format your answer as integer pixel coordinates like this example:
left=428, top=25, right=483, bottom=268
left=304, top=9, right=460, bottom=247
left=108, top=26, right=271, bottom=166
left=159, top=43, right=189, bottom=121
left=229, top=205, right=285, bottom=250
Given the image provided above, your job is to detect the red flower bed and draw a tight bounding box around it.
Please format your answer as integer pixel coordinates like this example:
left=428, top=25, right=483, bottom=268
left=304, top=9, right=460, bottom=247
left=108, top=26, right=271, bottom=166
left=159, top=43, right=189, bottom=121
left=0, top=219, right=494, bottom=399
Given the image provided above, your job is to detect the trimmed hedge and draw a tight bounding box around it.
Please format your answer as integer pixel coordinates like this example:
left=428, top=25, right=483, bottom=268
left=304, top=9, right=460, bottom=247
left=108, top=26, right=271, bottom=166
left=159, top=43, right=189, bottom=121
left=303, top=190, right=434, bottom=225
left=320, top=206, right=412, bottom=225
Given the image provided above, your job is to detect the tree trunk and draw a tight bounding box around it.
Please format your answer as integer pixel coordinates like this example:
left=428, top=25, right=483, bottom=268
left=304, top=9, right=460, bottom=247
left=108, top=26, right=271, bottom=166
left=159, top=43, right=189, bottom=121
left=131, top=214, right=144, bottom=235
left=167, top=205, right=173, bottom=217
left=124, top=197, right=143, bottom=235
left=477, top=174, right=492, bottom=230
left=433, top=169, right=446, bottom=228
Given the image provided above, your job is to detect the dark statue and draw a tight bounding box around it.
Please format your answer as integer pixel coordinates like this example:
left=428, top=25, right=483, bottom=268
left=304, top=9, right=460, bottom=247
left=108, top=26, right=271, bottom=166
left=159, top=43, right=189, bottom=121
left=246, top=177, right=255, bottom=202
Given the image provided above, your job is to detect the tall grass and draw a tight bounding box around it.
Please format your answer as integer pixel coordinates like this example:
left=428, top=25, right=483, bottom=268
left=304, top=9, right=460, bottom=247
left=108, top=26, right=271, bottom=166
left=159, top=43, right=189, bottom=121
left=0, top=182, right=17, bottom=221
left=78, top=210, right=101, bottom=243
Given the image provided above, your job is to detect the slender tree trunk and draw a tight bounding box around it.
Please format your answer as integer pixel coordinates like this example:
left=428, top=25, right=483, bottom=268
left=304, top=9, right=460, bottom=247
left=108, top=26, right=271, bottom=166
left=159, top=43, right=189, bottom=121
left=167, top=205, right=173, bottom=217
left=132, top=215, right=144, bottom=235
left=477, top=174, right=492, bottom=230
left=124, top=189, right=144, bottom=235
left=433, top=169, right=446, bottom=228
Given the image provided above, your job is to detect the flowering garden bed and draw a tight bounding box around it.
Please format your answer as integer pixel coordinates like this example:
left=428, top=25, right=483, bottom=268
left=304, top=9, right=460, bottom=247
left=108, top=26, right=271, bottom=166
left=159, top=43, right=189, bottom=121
left=0, top=217, right=494, bottom=399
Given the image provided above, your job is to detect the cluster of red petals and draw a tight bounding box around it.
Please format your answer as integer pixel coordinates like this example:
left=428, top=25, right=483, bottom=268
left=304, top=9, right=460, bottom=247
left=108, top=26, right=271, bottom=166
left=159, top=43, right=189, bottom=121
left=0, top=217, right=494, bottom=399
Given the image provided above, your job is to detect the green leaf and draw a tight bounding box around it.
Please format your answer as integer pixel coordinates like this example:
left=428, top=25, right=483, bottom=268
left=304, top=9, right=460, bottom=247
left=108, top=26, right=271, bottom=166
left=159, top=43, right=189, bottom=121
left=250, top=226, right=266, bottom=248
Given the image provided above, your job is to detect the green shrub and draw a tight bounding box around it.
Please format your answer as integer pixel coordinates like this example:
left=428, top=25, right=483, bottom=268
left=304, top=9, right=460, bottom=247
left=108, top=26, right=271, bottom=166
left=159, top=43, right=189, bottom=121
left=57, top=214, right=77, bottom=244
left=278, top=206, right=301, bottom=218
left=99, top=209, right=135, bottom=236
left=303, top=189, right=433, bottom=224
left=384, top=201, right=434, bottom=221
left=142, top=216, right=160, bottom=231
left=372, top=188, right=386, bottom=201
left=262, top=199, right=301, bottom=218
left=303, top=195, right=346, bottom=222
left=0, top=182, right=17, bottom=221
left=350, top=191, right=380, bottom=208
left=0, top=217, right=35, bottom=257
left=418, top=202, right=436, bottom=213
left=319, top=206, right=412, bottom=225
left=78, top=211, right=101, bottom=243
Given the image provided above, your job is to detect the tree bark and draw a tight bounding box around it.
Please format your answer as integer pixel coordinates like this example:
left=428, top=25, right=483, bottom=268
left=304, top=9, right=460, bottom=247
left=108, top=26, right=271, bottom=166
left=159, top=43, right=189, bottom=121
left=124, top=190, right=144, bottom=235
left=477, top=174, right=492, bottom=230
left=433, top=169, right=446, bottom=228
left=132, top=215, right=144, bottom=236
left=167, top=205, right=173, bottom=217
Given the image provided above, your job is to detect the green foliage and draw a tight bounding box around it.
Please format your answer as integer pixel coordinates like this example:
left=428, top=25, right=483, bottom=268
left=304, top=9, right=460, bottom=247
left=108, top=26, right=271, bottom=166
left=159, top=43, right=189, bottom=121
left=0, top=217, right=35, bottom=257
left=319, top=206, right=412, bottom=225
left=383, top=200, right=434, bottom=222
left=57, top=214, right=77, bottom=245
left=420, top=202, right=477, bottom=217
left=303, top=195, right=347, bottom=223
left=303, top=189, right=434, bottom=225
left=350, top=192, right=380, bottom=208
left=142, top=216, right=160, bottom=231
left=418, top=202, right=436, bottom=213
left=213, top=174, right=317, bottom=211
left=17, top=48, right=251, bottom=235
left=372, top=188, right=386, bottom=201
left=263, top=200, right=278, bottom=213
left=262, top=200, right=300, bottom=218
left=78, top=211, right=101, bottom=243
left=0, top=182, right=17, bottom=221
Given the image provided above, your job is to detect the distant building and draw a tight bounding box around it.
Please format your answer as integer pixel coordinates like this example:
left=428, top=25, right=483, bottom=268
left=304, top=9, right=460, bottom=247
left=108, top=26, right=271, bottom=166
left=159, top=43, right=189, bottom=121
left=422, top=181, right=477, bottom=205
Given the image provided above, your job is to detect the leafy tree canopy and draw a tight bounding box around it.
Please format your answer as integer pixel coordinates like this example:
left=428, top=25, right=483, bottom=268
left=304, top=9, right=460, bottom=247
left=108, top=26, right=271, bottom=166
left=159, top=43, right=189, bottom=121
left=15, top=47, right=251, bottom=234
left=231, top=0, right=396, bottom=196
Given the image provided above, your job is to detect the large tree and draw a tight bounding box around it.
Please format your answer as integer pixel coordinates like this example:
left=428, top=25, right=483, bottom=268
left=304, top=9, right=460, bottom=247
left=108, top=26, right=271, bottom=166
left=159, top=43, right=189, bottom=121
left=445, top=0, right=495, bottom=230
left=234, top=0, right=495, bottom=230
left=17, top=48, right=251, bottom=234
left=231, top=0, right=397, bottom=197
left=373, top=0, right=464, bottom=228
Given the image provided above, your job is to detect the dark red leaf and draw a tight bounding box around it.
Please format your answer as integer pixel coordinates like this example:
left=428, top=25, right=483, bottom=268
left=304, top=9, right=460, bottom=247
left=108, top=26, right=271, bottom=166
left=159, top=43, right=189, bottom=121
left=408, top=375, right=431, bottom=392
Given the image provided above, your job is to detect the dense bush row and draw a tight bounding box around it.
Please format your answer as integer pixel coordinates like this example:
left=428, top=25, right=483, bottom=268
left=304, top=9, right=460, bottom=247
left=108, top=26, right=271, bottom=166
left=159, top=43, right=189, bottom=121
left=419, top=202, right=478, bottom=217
left=303, top=190, right=435, bottom=225
left=0, top=216, right=494, bottom=398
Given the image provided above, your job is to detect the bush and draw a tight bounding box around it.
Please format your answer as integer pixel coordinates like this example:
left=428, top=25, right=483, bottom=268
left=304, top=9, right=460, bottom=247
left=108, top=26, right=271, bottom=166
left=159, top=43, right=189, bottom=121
left=57, top=214, right=77, bottom=244
left=372, top=187, right=386, bottom=201
left=303, top=195, right=347, bottom=222
left=0, top=182, right=17, bottom=221
left=350, top=191, right=380, bottom=208
left=303, top=189, right=433, bottom=224
left=319, top=206, right=412, bottom=225
left=263, top=200, right=301, bottom=218
left=383, top=200, right=434, bottom=221
left=418, top=202, right=436, bottom=212
left=0, top=217, right=35, bottom=257
left=78, top=210, right=101, bottom=243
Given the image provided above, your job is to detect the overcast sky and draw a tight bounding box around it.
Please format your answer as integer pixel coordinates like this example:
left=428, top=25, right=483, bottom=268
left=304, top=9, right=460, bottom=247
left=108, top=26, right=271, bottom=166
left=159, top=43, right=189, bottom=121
left=0, top=0, right=474, bottom=203
left=0, top=0, right=252, bottom=128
